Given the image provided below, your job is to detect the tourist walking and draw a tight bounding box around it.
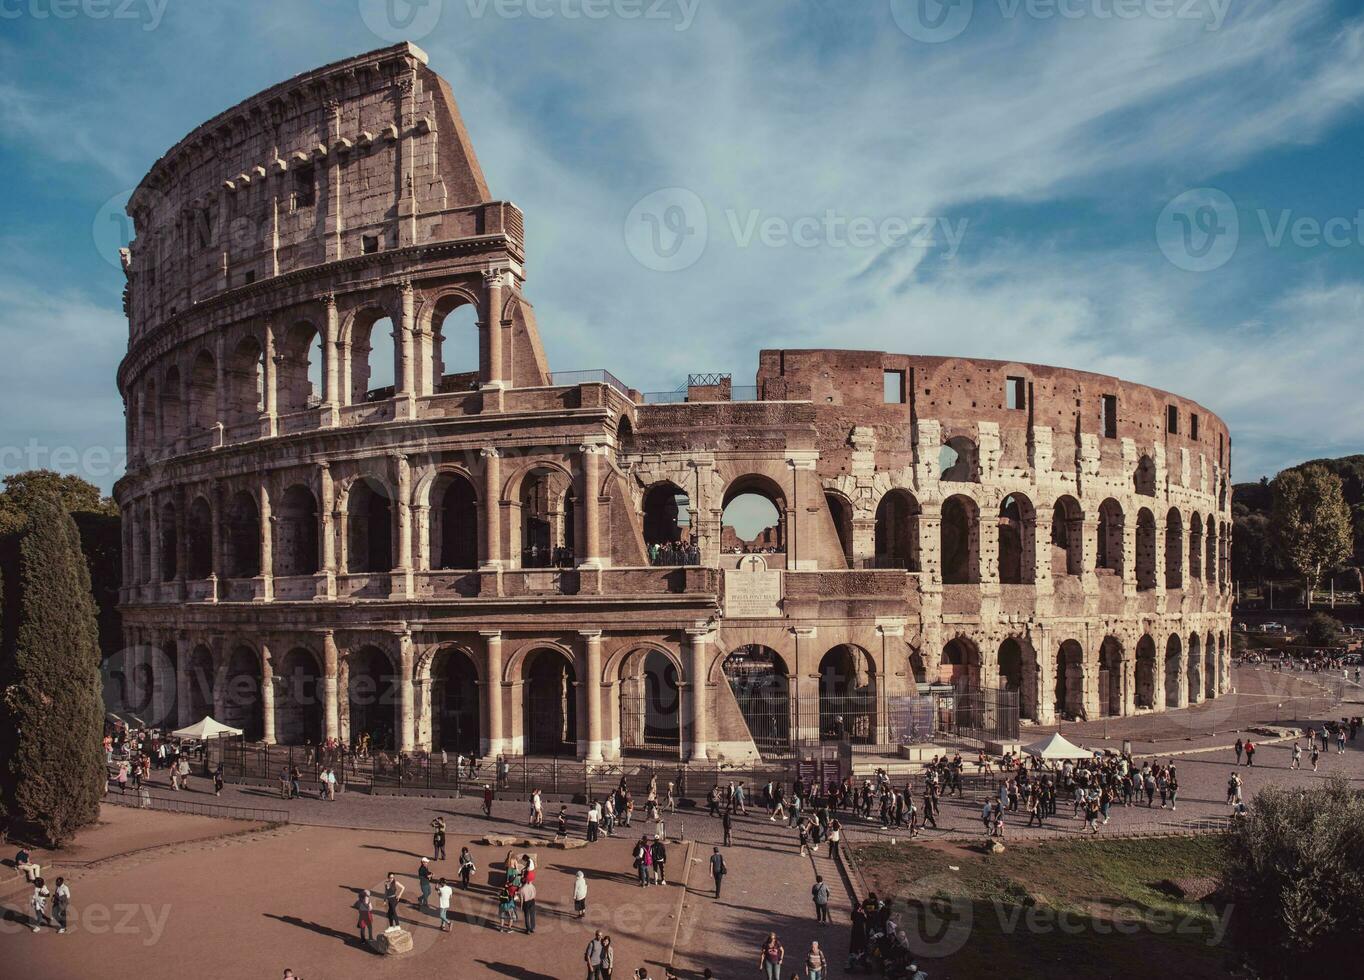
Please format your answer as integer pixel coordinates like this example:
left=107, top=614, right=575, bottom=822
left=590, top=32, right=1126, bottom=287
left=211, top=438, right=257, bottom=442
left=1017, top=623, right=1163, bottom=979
left=1291, top=741, right=1302, bottom=769
left=53, top=877, right=70, bottom=934
left=573, top=870, right=589, bottom=917
left=709, top=846, right=727, bottom=898
left=722, top=809, right=733, bottom=846
left=436, top=877, right=453, bottom=931
left=432, top=818, right=447, bottom=860
left=354, top=890, right=375, bottom=944
left=805, top=940, right=828, bottom=979
left=812, top=874, right=830, bottom=923
left=758, top=932, right=784, bottom=980
left=483, top=784, right=495, bottom=817
left=828, top=819, right=842, bottom=861
left=1244, top=740, right=1256, bottom=766
left=417, top=857, right=433, bottom=909
left=30, top=877, right=51, bottom=932
left=1234, top=738, right=1243, bottom=765
left=458, top=846, right=476, bottom=890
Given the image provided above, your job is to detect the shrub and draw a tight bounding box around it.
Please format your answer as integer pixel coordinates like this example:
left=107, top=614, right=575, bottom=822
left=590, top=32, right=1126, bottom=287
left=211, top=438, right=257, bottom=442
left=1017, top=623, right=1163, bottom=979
left=1303, top=612, right=1343, bottom=647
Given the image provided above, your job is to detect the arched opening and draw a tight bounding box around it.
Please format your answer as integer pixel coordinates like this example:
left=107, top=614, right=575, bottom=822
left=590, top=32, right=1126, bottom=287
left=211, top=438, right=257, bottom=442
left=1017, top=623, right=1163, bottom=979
left=1050, top=496, right=1084, bottom=576
left=523, top=648, right=577, bottom=756
left=351, top=311, right=396, bottom=403
left=1187, top=633, right=1203, bottom=701
left=1135, top=636, right=1157, bottom=709
left=616, top=415, right=635, bottom=455
left=997, top=493, right=1034, bottom=584
left=1211, top=521, right=1222, bottom=584
left=939, top=436, right=979, bottom=482
left=997, top=637, right=1024, bottom=707
left=1189, top=513, right=1204, bottom=581
left=275, top=484, right=319, bottom=577
left=346, top=478, right=393, bottom=573
left=825, top=493, right=854, bottom=566
left=431, top=472, right=479, bottom=570
left=721, top=478, right=785, bottom=554
left=160, top=367, right=184, bottom=444
left=818, top=644, right=875, bottom=743
left=1133, top=455, right=1156, bottom=496
left=223, top=645, right=263, bottom=741
left=186, top=645, right=214, bottom=721
left=1218, top=632, right=1228, bottom=694
left=1054, top=640, right=1085, bottom=719
left=137, top=509, right=151, bottom=583
left=722, top=645, right=791, bottom=755
left=1135, top=508, right=1157, bottom=590
left=274, top=648, right=323, bottom=746
left=1096, top=498, right=1124, bottom=576
left=431, top=646, right=480, bottom=755
left=1204, top=633, right=1217, bottom=700
left=188, top=350, right=217, bottom=432
left=223, top=491, right=261, bottom=579
left=277, top=320, right=323, bottom=414
left=432, top=297, right=480, bottom=391
left=941, top=636, right=981, bottom=690
left=1098, top=637, right=1123, bottom=717
left=874, top=489, right=920, bottom=571
left=348, top=646, right=398, bottom=749
left=139, top=381, right=157, bottom=452
left=225, top=336, right=264, bottom=426
left=643, top=482, right=692, bottom=555
left=519, top=467, right=574, bottom=567
left=187, top=496, right=213, bottom=579
left=1165, top=508, right=1184, bottom=589
left=620, top=648, right=681, bottom=757
left=908, top=646, right=928, bottom=686
left=1164, top=634, right=1182, bottom=707
left=158, top=500, right=178, bottom=581
left=940, top=494, right=979, bottom=584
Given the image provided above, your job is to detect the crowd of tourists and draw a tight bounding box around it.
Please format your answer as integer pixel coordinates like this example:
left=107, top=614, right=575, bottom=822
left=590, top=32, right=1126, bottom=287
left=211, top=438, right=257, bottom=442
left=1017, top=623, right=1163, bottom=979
left=648, top=539, right=701, bottom=566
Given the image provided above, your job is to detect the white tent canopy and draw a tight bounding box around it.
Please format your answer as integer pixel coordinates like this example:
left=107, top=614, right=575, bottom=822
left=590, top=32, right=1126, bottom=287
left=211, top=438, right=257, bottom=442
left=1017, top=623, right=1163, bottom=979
left=171, top=716, right=242, bottom=740
left=1021, top=732, right=1094, bottom=760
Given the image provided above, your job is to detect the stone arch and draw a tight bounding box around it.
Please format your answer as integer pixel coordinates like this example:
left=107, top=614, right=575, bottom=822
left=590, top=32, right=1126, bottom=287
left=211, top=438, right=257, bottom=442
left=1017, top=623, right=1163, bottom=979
left=1135, top=508, right=1157, bottom=591
left=186, top=643, right=215, bottom=721
left=1204, top=631, right=1217, bottom=699
left=513, top=464, right=575, bottom=567
left=187, top=349, right=217, bottom=432
left=721, top=645, right=791, bottom=756
left=1098, top=636, right=1124, bottom=717
left=429, top=469, right=480, bottom=570
left=998, top=492, right=1035, bottom=584
left=347, top=644, right=399, bottom=749
left=274, top=646, right=323, bottom=746
left=721, top=474, right=787, bottom=554
left=643, top=481, right=692, bottom=550
left=1187, top=632, right=1203, bottom=701
left=997, top=635, right=1038, bottom=721
left=824, top=490, right=854, bottom=566
left=1189, top=512, right=1204, bottom=580
left=1054, top=639, right=1086, bottom=720
left=1096, top=497, right=1124, bottom=576
left=939, top=434, right=979, bottom=482
left=941, top=635, right=981, bottom=690
left=1165, top=507, right=1184, bottom=588
left=1164, top=633, right=1183, bottom=707
left=160, top=364, right=185, bottom=443
left=277, top=319, right=323, bottom=414
left=138, top=379, right=158, bottom=452
left=1050, top=495, right=1084, bottom=576
left=1218, top=632, right=1228, bottom=694
left=346, top=476, right=394, bottom=573
left=223, top=490, right=260, bottom=578
left=940, top=494, right=979, bottom=584
left=222, top=644, right=263, bottom=740
left=187, top=495, right=213, bottom=579
left=347, top=306, right=398, bottom=403
left=1133, top=454, right=1157, bottom=496
left=225, top=334, right=264, bottom=426
left=1205, top=516, right=1218, bottom=584
left=430, top=292, right=482, bottom=388
left=874, top=488, right=920, bottom=571
left=158, top=498, right=178, bottom=582
left=430, top=644, right=481, bottom=755
left=1135, top=634, right=1157, bottom=709
left=275, top=483, right=320, bottom=577
left=618, top=645, right=683, bottom=756
left=818, top=644, right=876, bottom=743
left=522, top=647, right=578, bottom=756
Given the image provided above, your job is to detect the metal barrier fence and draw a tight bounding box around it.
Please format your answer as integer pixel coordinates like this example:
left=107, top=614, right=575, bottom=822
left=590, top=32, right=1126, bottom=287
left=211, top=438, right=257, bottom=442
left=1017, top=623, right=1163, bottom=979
left=104, top=787, right=289, bottom=823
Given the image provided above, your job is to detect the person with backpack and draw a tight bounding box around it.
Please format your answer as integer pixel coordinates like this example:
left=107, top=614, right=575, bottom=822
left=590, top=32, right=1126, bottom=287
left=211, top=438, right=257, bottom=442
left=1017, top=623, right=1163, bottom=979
left=1244, top=740, right=1256, bottom=766
left=457, top=846, right=476, bottom=890
left=805, top=939, right=828, bottom=979
left=709, top=846, right=727, bottom=898
left=811, top=874, right=830, bottom=923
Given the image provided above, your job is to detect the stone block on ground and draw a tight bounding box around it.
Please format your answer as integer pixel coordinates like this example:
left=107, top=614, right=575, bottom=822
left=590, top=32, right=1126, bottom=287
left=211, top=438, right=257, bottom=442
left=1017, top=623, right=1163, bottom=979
left=370, top=926, right=413, bottom=955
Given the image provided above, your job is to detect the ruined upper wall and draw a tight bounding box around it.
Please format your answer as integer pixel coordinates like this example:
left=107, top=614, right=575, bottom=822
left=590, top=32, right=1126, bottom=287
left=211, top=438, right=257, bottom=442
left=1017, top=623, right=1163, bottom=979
left=122, top=43, right=499, bottom=341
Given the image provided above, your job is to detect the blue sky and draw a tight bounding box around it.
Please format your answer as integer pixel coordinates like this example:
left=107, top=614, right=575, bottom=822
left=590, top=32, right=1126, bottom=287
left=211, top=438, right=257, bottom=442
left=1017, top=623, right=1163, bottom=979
left=2, top=0, right=1363, bottom=494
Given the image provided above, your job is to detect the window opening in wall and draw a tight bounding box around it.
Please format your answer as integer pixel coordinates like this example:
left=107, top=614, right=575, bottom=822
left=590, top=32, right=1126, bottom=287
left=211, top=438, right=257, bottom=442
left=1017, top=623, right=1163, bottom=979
left=1167, top=405, right=1179, bottom=434
left=293, top=164, right=316, bottom=209
left=883, top=369, right=905, bottom=404
left=1101, top=394, right=1118, bottom=438
left=1190, top=413, right=1199, bottom=439
left=1006, top=376, right=1026, bottom=410
left=243, top=270, right=256, bottom=286
left=362, top=234, right=380, bottom=254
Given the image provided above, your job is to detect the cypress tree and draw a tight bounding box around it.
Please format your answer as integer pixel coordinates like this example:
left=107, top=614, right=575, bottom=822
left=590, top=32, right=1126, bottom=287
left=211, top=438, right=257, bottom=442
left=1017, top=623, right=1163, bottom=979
left=0, top=492, right=106, bottom=845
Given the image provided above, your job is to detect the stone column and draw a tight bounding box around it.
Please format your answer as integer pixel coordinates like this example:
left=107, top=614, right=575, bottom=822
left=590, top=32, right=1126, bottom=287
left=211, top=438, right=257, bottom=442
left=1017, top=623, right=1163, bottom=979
left=391, top=454, right=413, bottom=598
left=148, top=497, right=162, bottom=587
left=176, top=634, right=194, bottom=727
left=214, top=333, right=227, bottom=429
left=686, top=627, right=712, bottom=761
left=1031, top=510, right=1053, bottom=593
left=876, top=621, right=906, bottom=745
left=1121, top=512, right=1138, bottom=595
left=260, top=642, right=276, bottom=745
left=209, top=485, right=223, bottom=602
left=322, top=293, right=339, bottom=422
left=918, top=503, right=943, bottom=588
left=580, top=630, right=603, bottom=760
left=322, top=629, right=340, bottom=741
left=483, top=270, right=505, bottom=388
left=578, top=444, right=606, bottom=568
left=317, top=463, right=336, bottom=598
left=480, top=449, right=502, bottom=568
left=481, top=630, right=504, bottom=757
left=791, top=626, right=819, bottom=743
left=396, top=280, right=417, bottom=418
left=261, top=319, right=278, bottom=437
left=398, top=629, right=416, bottom=753
left=257, top=482, right=274, bottom=601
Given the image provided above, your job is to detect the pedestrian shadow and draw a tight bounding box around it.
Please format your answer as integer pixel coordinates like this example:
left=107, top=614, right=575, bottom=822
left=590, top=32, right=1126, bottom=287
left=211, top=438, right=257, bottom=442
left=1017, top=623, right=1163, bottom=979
left=474, top=961, right=556, bottom=979
left=262, top=913, right=374, bottom=951
left=360, top=844, right=427, bottom=859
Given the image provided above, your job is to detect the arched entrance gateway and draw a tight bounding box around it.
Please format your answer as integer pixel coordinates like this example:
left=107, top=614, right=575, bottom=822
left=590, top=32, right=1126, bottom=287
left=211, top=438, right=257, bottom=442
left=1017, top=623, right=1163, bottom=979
left=1165, top=634, right=1183, bottom=708
left=1187, top=633, right=1203, bottom=702
left=222, top=646, right=263, bottom=740
left=523, top=648, right=577, bottom=756
left=722, top=646, right=791, bottom=756
left=818, top=645, right=876, bottom=743
left=1204, top=633, right=1217, bottom=699
left=1055, top=640, right=1085, bottom=720
left=619, top=648, right=682, bottom=757
left=1098, top=637, right=1123, bottom=717
left=348, top=646, right=398, bottom=749
left=431, top=646, right=480, bottom=755
left=274, top=648, right=323, bottom=746
left=1135, top=635, right=1157, bottom=709
left=997, top=636, right=1037, bottom=721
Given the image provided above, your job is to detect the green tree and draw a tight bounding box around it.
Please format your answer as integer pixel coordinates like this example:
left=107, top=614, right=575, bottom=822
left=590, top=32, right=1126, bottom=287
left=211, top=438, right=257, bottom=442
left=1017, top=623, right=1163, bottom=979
left=1304, top=612, right=1342, bottom=647
left=1270, top=466, right=1352, bottom=609
left=0, top=469, right=116, bottom=537
left=1223, top=778, right=1364, bottom=977
left=0, top=493, right=107, bottom=845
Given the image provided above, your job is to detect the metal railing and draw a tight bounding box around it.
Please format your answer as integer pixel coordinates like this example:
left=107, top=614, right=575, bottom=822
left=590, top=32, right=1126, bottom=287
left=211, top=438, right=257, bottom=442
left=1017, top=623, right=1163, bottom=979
left=549, top=370, right=631, bottom=395
left=104, top=787, right=289, bottom=824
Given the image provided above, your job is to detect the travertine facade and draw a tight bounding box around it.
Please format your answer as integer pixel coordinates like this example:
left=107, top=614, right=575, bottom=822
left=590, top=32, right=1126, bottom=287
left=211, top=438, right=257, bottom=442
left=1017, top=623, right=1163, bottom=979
left=115, top=44, right=1231, bottom=761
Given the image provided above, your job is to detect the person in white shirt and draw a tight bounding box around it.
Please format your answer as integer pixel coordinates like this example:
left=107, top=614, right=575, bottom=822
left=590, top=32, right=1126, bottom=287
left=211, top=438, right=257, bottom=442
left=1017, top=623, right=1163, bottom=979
left=30, top=877, right=51, bottom=932
left=436, top=878, right=454, bottom=932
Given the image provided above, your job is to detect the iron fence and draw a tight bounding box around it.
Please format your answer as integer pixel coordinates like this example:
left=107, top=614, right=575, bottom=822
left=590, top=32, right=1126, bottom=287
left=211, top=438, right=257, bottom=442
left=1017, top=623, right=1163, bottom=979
left=104, top=786, right=289, bottom=823
left=936, top=684, right=1020, bottom=742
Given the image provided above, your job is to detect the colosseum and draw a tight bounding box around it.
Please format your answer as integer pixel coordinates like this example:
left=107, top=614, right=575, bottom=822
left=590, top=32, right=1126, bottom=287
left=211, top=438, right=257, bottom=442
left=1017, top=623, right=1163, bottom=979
left=114, top=43, right=1232, bottom=764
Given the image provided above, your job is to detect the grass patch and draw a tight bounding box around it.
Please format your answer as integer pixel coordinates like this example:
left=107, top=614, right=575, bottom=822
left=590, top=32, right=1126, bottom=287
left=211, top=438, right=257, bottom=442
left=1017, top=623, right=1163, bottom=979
left=854, top=836, right=1234, bottom=978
